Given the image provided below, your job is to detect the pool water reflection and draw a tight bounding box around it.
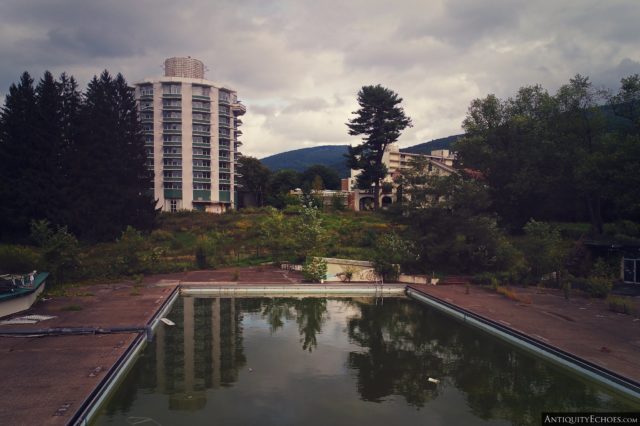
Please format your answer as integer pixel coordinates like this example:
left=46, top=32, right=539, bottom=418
left=94, top=297, right=639, bottom=425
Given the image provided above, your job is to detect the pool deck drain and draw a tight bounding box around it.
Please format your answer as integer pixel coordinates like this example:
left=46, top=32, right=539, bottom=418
left=0, top=266, right=638, bottom=425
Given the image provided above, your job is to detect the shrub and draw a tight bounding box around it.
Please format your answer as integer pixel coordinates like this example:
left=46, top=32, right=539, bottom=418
left=0, top=245, right=40, bottom=273
left=569, top=276, right=589, bottom=291
left=373, top=260, right=400, bottom=282
left=583, top=276, right=612, bottom=298
left=372, top=233, right=415, bottom=282
left=607, top=295, right=637, bottom=315
left=471, top=272, right=498, bottom=287
left=302, top=257, right=327, bottom=282
left=569, top=274, right=611, bottom=298
left=330, top=193, right=347, bottom=211
left=30, top=220, right=80, bottom=284
left=195, top=245, right=208, bottom=269
left=521, top=220, right=563, bottom=282
left=118, top=227, right=147, bottom=273
left=604, top=220, right=640, bottom=242
left=338, top=266, right=356, bottom=283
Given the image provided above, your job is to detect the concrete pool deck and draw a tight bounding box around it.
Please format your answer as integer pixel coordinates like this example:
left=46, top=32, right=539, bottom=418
left=0, top=266, right=638, bottom=425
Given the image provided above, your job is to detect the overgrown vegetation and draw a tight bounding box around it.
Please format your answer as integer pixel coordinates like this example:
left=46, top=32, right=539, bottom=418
left=0, top=209, right=397, bottom=288
left=1, top=72, right=637, bottom=304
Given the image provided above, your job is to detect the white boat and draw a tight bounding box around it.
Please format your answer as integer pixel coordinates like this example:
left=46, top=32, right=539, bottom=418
left=0, top=271, right=49, bottom=318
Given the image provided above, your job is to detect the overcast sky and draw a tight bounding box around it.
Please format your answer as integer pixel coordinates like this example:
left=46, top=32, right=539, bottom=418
left=1, top=0, right=638, bottom=158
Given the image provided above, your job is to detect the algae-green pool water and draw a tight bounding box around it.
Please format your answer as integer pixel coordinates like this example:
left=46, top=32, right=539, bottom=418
left=93, top=297, right=639, bottom=425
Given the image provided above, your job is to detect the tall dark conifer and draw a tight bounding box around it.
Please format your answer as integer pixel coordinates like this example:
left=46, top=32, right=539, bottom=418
left=0, top=72, right=38, bottom=238
left=71, top=71, right=155, bottom=240
left=55, top=73, right=82, bottom=227
left=112, top=73, right=156, bottom=233
left=346, top=85, right=412, bottom=209
left=34, top=71, right=64, bottom=225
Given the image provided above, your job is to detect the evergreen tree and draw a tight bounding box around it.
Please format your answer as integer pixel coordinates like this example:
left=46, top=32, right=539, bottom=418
left=70, top=71, right=155, bottom=240
left=0, top=72, right=38, bottom=239
left=55, top=73, right=82, bottom=227
left=34, top=71, right=65, bottom=225
left=346, top=85, right=412, bottom=209
left=112, top=73, right=156, bottom=233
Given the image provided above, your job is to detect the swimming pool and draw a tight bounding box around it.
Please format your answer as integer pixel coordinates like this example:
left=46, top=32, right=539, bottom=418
left=93, top=296, right=639, bottom=425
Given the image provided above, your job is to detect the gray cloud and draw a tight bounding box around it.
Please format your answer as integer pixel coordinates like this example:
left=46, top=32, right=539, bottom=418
left=0, top=0, right=638, bottom=158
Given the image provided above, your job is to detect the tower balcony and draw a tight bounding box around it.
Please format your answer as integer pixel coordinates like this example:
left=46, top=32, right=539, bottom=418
left=231, top=101, right=246, bottom=116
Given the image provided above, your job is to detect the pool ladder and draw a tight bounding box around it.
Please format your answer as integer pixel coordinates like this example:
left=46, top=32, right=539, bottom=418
left=374, top=277, right=384, bottom=305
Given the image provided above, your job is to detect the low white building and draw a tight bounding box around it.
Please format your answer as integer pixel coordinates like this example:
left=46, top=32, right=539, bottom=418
left=342, top=144, right=457, bottom=211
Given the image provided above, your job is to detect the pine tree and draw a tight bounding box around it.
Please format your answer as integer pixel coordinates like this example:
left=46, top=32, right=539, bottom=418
left=112, top=73, right=156, bottom=233
left=0, top=72, right=38, bottom=239
left=70, top=71, right=155, bottom=240
left=34, top=71, right=65, bottom=225
left=55, top=73, right=82, bottom=227
left=346, top=85, right=412, bottom=209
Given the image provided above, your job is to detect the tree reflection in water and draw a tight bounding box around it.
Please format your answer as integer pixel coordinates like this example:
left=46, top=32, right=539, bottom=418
left=99, top=297, right=639, bottom=425
left=259, top=297, right=328, bottom=352
left=345, top=298, right=637, bottom=424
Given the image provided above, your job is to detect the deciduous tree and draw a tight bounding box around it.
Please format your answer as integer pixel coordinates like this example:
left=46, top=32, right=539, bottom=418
left=238, top=156, right=272, bottom=207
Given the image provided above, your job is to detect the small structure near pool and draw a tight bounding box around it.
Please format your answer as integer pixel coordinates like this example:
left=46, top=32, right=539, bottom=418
left=321, top=258, right=381, bottom=282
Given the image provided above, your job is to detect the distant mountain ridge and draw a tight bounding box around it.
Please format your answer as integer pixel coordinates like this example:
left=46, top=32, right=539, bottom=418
left=260, top=135, right=460, bottom=177
left=401, top=134, right=462, bottom=155
left=260, top=145, right=351, bottom=177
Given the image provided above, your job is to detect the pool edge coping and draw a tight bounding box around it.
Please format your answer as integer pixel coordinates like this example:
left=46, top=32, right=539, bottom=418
left=69, top=285, right=181, bottom=426
left=406, top=286, right=640, bottom=401
left=71, top=283, right=640, bottom=425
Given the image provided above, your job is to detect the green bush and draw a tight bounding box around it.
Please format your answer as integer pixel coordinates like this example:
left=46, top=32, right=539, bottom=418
left=583, top=276, right=612, bottom=298
left=116, top=226, right=147, bottom=275
left=302, top=257, right=327, bottom=282
left=552, top=222, right=591, bottom=239
left=373, top=260, right=400, bottom=282
left=372, top=233, right=414, bottom=282
left=607, top=295, right=637, bottom=315
left=472, top=272, right=498, bottom=287
left=330, top=193, right=346, bottom=211
left=604, top=220, right=640, bottom=239
left=521, top=220, right=563, bottom=282
left=0, top=245, right=40, bottom=273
left=30, top=220, right=80, bottom=284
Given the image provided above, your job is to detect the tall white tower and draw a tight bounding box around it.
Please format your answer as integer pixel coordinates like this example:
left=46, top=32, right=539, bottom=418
left=134, top=57, right=245, bottom=212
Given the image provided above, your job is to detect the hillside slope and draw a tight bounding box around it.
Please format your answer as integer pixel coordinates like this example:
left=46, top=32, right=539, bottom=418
left=260, top=145, right=350, bottom=177
left=400, top=134, right=461, bottom=154
left=259, top=135, right=461, bottom=177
